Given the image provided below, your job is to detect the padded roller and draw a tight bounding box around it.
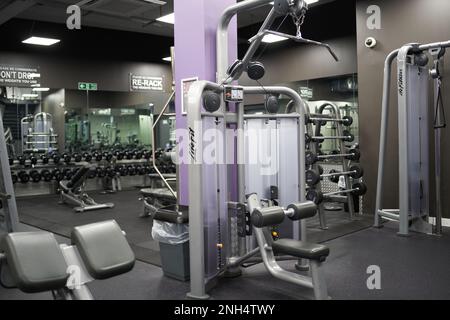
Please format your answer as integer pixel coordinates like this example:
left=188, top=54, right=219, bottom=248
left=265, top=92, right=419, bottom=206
left=251, top=206, right=285, bottom=228
left=287, top=201, right=317, bottom=221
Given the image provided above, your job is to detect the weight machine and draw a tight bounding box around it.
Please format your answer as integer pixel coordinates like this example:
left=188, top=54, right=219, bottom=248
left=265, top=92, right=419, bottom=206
left=186, top=0, right=338, bottom=300
left=375, top=41, right=450, bottom=236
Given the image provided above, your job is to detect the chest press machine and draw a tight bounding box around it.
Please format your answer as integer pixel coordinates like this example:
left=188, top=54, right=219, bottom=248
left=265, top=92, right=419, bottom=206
left=185, top=0, right=339, bottom=300
left=375, top=41, right=450, bottom=236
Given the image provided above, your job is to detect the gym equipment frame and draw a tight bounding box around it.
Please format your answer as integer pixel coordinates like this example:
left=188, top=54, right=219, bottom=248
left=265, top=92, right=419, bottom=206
left=375, top=41, right=450, bottom=236
left=186, top=0, right=337, bottom=300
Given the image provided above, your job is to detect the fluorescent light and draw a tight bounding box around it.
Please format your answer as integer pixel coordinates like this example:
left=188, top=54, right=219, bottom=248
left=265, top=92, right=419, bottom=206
left=162, top=56, right=172, bottom=62
left=22, top=36, right=60, bottom=46
left=22, top=94, right=39, bottom=99
left=32, top=88, right=50, bottom=92
left=270, top=0, right=319, bottom=5
left=261, top=33, right=288, bottom=43
left=156, top=13, right=174, bottom=24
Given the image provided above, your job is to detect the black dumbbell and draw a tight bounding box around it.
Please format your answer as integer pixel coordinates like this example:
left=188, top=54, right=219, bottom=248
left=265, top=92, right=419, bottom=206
left=18, top=156, right=26, bottom=166
left=307, top=182, right=368, bottom=205
left=52, top=169, right=63, bottom=181
left=93, top=152, right=103, bottom=162
left=29, top=170, right=42, bottom=183
left=96, top=167, right=106, bottom=178
left=41, top=170, right=53, bottom=182
left=73, top=153, right=82, bottom=162
left=63, top=153, right=72, bottom=164
left=18, top=171, right=30, bottom=184
left=41, top=155, right=50, bottom=164
left=52, top=154, right=61, bottom=164
left=30, top=155, right=38, bottom=165
left=9, top=158, right=15, bottom=166
left=103, top=152, right=113, bottom=162
left=83, top=152, right=92, bottom=162
left=63, top=169, right=74, bottom=180
left=127, top=165, right=137, bottom=176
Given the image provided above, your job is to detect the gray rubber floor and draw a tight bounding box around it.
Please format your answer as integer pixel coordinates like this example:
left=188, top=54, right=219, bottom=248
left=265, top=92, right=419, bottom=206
left=16, top=190, right=161, bottom=266
left=1, top=222, right=449, bottom=300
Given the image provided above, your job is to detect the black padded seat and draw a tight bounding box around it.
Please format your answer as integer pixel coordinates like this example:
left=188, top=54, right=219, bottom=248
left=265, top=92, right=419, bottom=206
left=1, top=232, right=68, bottom=293
left=272, top=239, right=330, bottom=262
left=140, top=188, right=177, bottom=200
left=71, top=220, right=135, bottom=280
left=153, top=205, right=189, bottom=224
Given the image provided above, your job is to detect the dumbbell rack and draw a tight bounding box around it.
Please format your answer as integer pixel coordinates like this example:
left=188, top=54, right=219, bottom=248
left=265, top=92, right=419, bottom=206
left=305, top=102, right=359, bottom=230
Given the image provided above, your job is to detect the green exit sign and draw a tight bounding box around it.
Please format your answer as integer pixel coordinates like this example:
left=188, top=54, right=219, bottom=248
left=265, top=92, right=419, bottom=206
left=78, top=82, right=98, bottom=91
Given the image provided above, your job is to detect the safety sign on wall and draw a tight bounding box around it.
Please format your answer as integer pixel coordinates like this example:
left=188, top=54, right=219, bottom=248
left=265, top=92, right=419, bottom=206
left=0, top=65, right=40, bottom=87
left=130, top=74, right=164, bottom=92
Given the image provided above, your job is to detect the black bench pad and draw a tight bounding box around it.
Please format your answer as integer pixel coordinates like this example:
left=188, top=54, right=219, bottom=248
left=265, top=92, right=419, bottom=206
left=272, top=239, right=329, bottom=262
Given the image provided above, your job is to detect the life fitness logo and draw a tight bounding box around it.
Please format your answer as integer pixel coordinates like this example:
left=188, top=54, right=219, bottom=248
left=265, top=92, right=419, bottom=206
left=398, top=68, right=404, bottom=96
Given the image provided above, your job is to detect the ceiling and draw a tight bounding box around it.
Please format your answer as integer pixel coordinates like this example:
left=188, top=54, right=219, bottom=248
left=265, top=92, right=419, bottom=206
left=0, top=0, right=354, bottom=63
left=0, top=0, right=339, bottom=37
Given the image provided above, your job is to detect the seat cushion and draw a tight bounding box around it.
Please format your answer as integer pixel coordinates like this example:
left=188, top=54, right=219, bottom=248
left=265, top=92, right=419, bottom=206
left=71, top=220, right=135, bottom=280
left=272, top=239, right=330, bottom=262
left=1, top=232, right=68, bottom=293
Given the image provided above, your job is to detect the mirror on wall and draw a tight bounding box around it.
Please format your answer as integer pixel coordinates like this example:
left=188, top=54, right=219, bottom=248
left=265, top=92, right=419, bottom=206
left=0, top=87, right=175, bottom=158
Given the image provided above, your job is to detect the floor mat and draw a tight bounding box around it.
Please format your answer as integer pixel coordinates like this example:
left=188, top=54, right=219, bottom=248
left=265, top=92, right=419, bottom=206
left=307, top=210, right=374, bottom=243
left=17, top=190, right=161, bottom=266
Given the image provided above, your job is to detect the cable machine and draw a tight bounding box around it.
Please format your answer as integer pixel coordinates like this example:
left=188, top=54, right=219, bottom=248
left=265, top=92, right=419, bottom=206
left=375, top=41, right=450, bottom=236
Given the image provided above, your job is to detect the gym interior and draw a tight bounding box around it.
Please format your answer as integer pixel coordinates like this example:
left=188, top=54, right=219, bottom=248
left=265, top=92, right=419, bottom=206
left=0, top=0, right=449, bottom=304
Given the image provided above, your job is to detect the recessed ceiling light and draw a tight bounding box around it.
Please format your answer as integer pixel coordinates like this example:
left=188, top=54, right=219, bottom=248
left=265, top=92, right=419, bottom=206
left=261, top=33, right=288, bottom=43
left=22, top=36, right=60, bottom=46
left=156, top=13, right=175, bottom=24
left=162, top=56, right=172, bottom=62
left=270, top=0, right=319, bottom=5
left=32, top=88, right=50, bottom=92
left=22, top=94, right=39, bottom=99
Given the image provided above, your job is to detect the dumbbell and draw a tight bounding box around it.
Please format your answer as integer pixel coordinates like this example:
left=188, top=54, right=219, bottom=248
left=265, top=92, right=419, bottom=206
left=11, top=172, right=18, bottom=184
left=125, top=151, right=133, bottom=160
left=305, top=149, right=361, bottom=165
left=127, top=165, right=137, bottom=176
left=143, top=150, right=151, bottom=160
left=18, top=171, right=30, bottom=184
left=9, top=158, right=15, bottom=166
left=143, top=165, right=152, bottom=174
left=135, top=165, right=146, bottom=176
left=306, top=130, right=355, bottom=143
left=134, top=150, right=143, bottom=160
left=62, top=153, right=71, bottom=164
left=116, top=165, right=129, bottom=177
left=29, top=170, right=42, bottom=183
left=52, top=153, right=61, bottom=164
left=103, top=152, right=113, bottom=162
left=306, top=165, right=364, bottom=186
left=52, top=169, right=64, bottom=181
left=29, top=155, right=38, bottom=165
left=63, top=169, right=74, bottom=180
left=306, top=114, right=353, bottom=127
left=41, top=169, right=53, bottom=182
left=40, top=155, right=50, bottom=164
left=73, top=153, right=82, bottom=163
left=306, top=182, right=368, bottom=205
left=93, top=152, right=103, bottom=162
left=114, top=151, right=124, bottom=161
left=83, top=152, right=92, bottom=162
left=17, top=156, right=26, bottom=166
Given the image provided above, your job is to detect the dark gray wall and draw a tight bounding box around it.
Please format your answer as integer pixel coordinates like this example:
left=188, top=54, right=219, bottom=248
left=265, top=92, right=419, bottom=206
left=241, top=36, right=357, bottom=105
left=0, top=52, right=173, bottom=93
left=356, top=0, right=450, bottom=218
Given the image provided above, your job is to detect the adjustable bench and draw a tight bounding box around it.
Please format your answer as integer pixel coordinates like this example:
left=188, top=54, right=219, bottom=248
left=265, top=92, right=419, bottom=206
left=248, top=193, right=330, bottom=300
left=60, top=165, right=114, bottom=212
left=139, top=188, right=177, bottom=218
left=0, top=220, right=135, bottom=299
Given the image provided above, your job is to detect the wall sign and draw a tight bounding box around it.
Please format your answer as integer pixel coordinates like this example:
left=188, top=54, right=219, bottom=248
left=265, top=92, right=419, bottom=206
left=78, top=82, right=98, bottom=91
left=299, top=87, right=313, bottom=100
left=181, top=77, right=199, bottom=115
left=0, top=65, right=40, bottom=87
left=130, top=74, right=164, bottom=92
